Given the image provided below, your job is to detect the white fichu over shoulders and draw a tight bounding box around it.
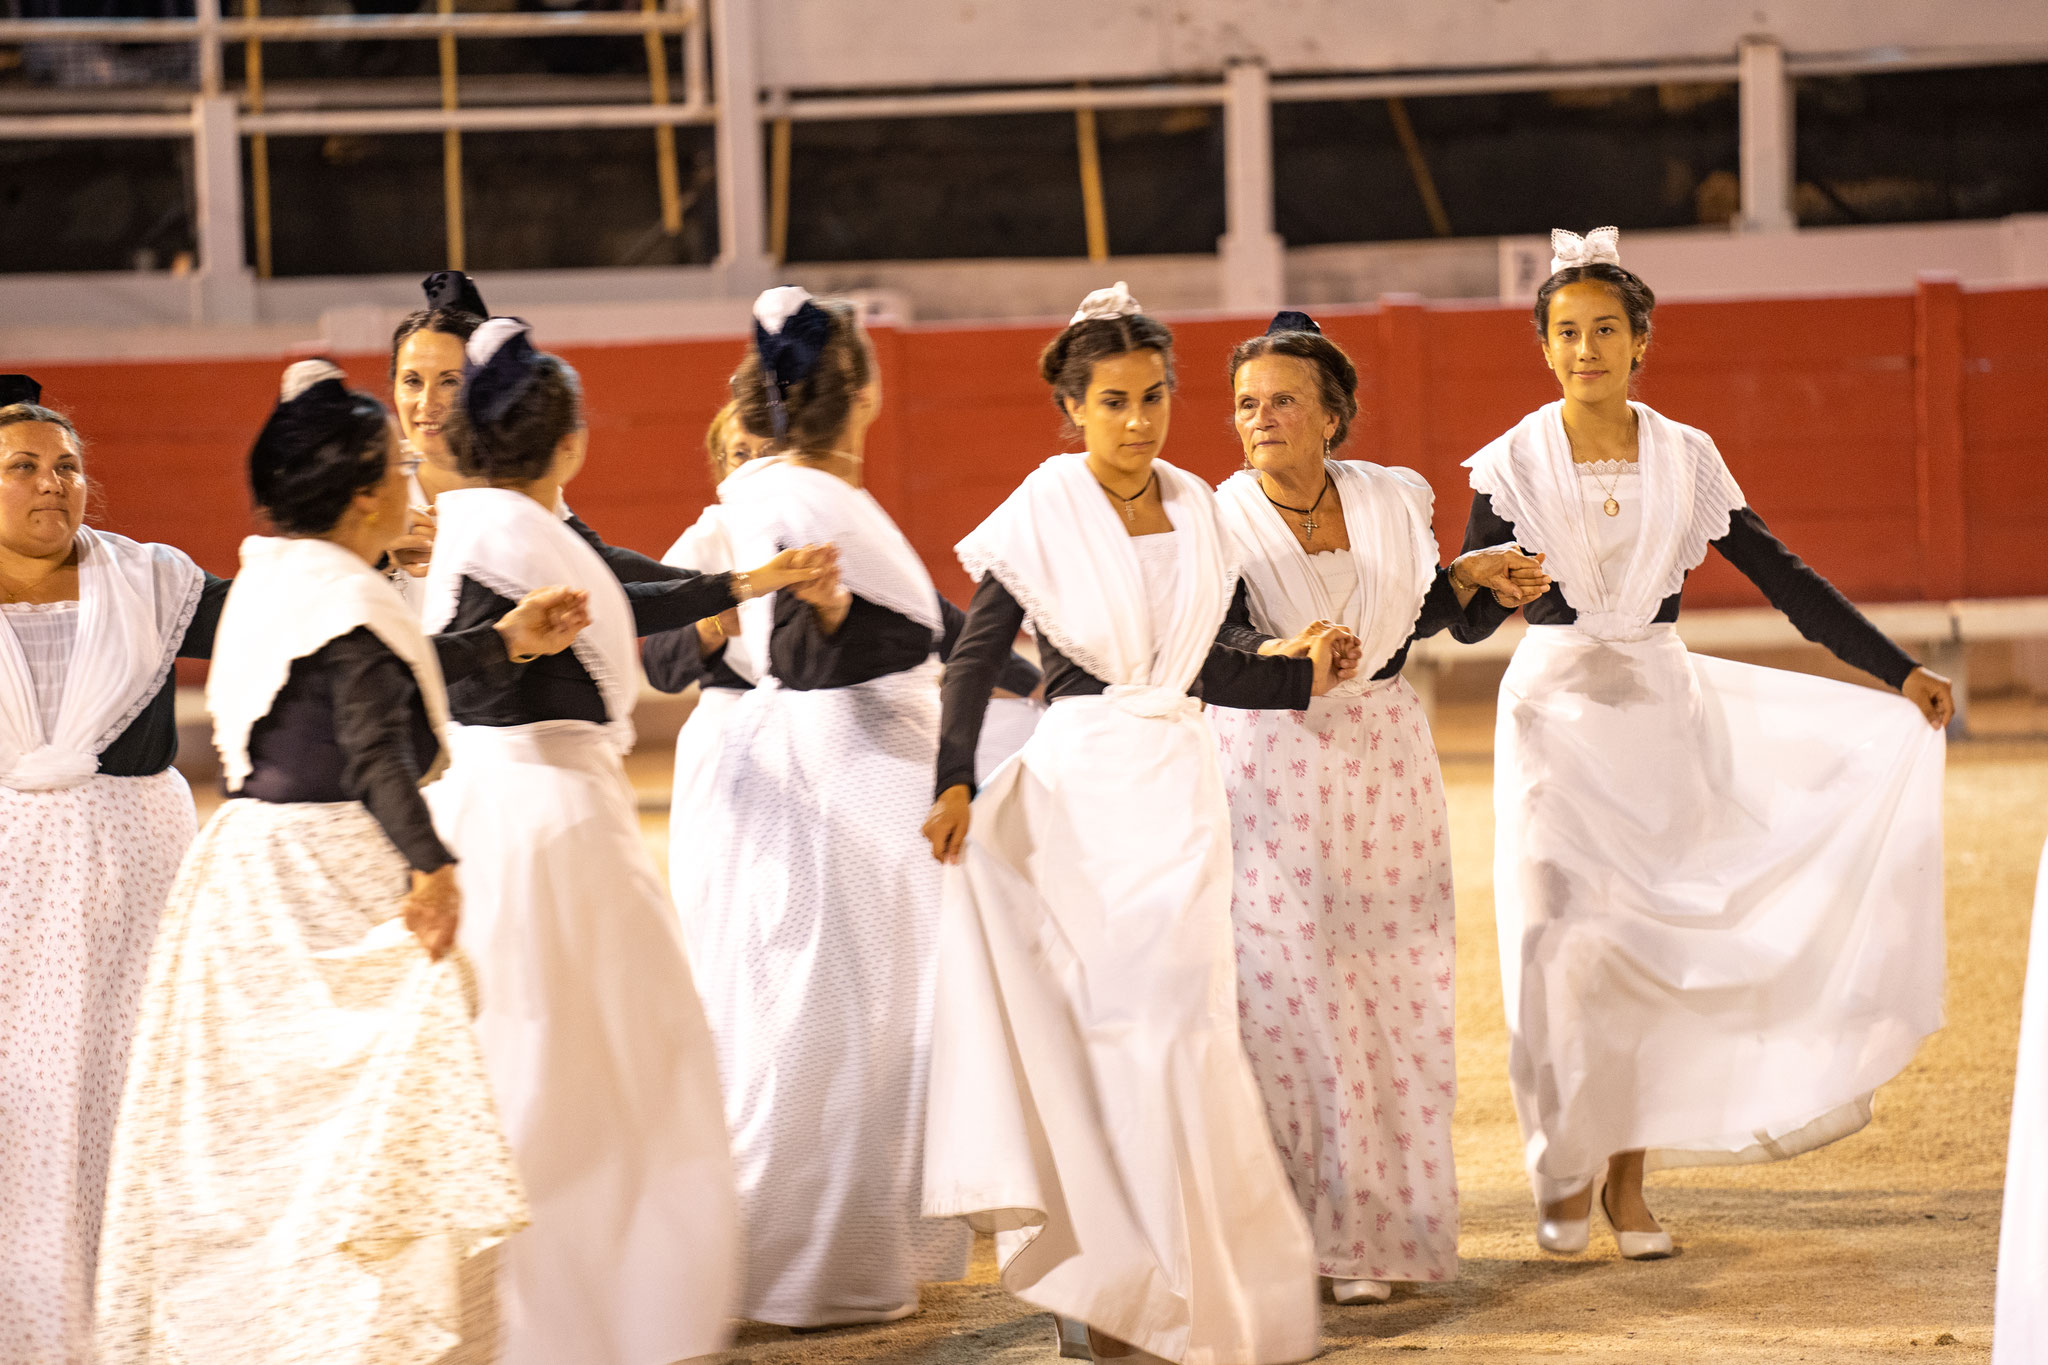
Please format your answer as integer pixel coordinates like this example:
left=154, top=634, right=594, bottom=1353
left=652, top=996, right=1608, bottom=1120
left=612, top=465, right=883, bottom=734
left=1215, top=459, right=1437, bottom=683
left=1464, top=400, right=1744, bottom=640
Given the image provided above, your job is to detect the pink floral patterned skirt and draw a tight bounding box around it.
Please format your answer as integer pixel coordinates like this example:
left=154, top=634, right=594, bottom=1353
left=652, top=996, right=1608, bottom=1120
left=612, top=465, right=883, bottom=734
left=1209, top=675, right=1459, bottom=1284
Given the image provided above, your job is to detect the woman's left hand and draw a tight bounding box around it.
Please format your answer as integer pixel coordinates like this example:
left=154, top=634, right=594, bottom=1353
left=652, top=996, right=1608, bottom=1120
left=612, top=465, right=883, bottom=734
left=1901, top=666, right=1956, bottom=730
left=1307, top=623, right=1364, bottom=695
left=1449, top=543, right=1550, bottom=608
left=496, top=586, right=592, bottom=661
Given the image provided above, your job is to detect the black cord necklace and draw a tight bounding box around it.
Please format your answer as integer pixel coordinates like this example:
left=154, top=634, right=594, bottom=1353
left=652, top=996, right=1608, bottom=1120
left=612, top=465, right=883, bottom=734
left=1092, top=468, right=1157, bottom=524
left=1261, top=472, right=1333, bottom=536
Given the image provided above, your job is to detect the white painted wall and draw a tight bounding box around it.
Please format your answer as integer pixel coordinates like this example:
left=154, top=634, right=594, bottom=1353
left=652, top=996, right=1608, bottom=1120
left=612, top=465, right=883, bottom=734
left=757, top=0, right=2048, bottom=89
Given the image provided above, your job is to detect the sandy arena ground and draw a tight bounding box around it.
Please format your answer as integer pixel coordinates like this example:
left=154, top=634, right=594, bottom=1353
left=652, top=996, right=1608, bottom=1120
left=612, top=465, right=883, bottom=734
left=383, top=690, right=2043, bottom=1365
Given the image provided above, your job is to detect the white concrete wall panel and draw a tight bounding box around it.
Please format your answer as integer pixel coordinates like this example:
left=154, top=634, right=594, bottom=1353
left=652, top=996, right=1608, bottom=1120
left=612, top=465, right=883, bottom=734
left=756, top=0, right=2048, bottom=89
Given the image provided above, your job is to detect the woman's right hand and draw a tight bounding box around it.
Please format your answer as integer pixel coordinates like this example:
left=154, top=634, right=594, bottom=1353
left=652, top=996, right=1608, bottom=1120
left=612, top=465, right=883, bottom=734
left=1307, top=623, right=1363, bottom=696
left=746, top=543, right=839, bottom=596
left=403, top=864, right=461, bottom=960
left=923, top=784, right=973, bottom=864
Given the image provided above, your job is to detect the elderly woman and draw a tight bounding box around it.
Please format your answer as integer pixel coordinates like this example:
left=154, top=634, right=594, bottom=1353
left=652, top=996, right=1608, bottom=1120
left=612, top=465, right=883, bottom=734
left=1210, top=311, right=1546, bottom=1303
left=0, top=374, right=229, bottom=1362
left=94, top=361, right=586, bottom=1364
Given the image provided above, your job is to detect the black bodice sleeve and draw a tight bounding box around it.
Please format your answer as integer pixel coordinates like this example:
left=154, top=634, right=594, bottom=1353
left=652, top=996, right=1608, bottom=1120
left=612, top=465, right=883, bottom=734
left=770, top=589, right=1043, bottom=694
left=236, top=623, right=507, bottom=873
left=642, top=620, right=753, bottom=694
left=934, top=574, right=1313, bottom=798
left=1214, top=570, right=1466, bottom=682
left=1451, top=493, right=1919, bottom=689
left=442, top=516, right=741, bottom=726
left=98, top=570, right=231, bottom=778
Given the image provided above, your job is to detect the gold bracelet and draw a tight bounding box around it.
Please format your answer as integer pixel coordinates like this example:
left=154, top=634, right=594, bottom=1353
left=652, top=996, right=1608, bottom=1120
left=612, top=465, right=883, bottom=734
left=731, top=569, right=755, bottom=603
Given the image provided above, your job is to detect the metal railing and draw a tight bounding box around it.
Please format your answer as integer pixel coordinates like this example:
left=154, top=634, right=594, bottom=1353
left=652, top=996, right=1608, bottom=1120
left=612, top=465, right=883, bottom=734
left=2, top=10, right=2045, bottom=305
left=0, top=0, right=709, bottom=275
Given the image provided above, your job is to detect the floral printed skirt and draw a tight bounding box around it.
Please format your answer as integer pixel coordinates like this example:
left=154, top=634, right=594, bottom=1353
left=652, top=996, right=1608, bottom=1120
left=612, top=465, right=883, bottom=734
left=1210, top=676, right=1459, bottom=1285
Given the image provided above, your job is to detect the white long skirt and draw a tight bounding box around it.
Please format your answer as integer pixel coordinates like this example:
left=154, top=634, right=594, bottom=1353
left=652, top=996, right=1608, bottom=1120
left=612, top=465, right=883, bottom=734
left=1495, top=624, right=1946, bottom=1203
left=93, top=799, right=527, bottom=1365
left=667, top=683, right=746, bottom=924
left=925, top=695, right=1320, bottom=1365
left=1994, top=838, right=2048, bottom=1364
left=0, top=769, right=194, bottom=1365
left=1209, top=676, right=1459, bottom=1285
left=695, top=662, right=971, bottom=1326
left=427, top=720, right=739, bottom=1365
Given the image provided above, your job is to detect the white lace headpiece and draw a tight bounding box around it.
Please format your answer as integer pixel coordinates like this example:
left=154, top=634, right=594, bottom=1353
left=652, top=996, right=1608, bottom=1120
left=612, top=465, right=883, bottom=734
left=279, top=358, right=345, bottom=402
left=1550, top=226, right=1621, bottom=275
left=1070, top=280, right=1143, bottom=325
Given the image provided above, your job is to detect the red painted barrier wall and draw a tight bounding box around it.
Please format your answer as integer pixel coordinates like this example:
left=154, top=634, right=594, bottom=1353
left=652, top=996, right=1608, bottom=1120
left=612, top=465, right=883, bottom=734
left=20, top=279, right=2048, bottom=614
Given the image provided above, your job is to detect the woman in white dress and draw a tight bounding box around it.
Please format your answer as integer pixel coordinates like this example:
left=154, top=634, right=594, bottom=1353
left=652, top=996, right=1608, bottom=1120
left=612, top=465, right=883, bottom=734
left=1210, top=311, right=1548, bottom=1303
left=695, top=289, right=1035, bottom=1329
left=1455, top=228, right=1954, bottom=1258
left=920, top=284, right=1362, bottom=1365
left=422, top=319, right=833, bottom=1365
left=644, top=401, right=769, bottom=907
left=94, top=361, right=583, bottom=1364
left=0, top=375, right=224, bottom=1363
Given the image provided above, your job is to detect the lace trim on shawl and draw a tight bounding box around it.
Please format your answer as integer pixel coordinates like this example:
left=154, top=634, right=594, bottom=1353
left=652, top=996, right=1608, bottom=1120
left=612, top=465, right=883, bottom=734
left=455, top=560, right=630, bottom=735
left=959, top=544, right=1239, bottom=691
left=1470, top=419, right=1741, bottom=622
left=92, top=549, right=204, bottom=758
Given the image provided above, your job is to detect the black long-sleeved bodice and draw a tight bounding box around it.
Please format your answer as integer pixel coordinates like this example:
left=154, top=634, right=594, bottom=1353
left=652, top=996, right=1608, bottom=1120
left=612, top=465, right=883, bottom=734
left=442, top=513, right=739, bottom=728
left=935, top=574, right=1313, bottom=798
left=1454, top=495, right=1919, bottom=689
left=237, top=623, right=507, bottom=872
left=96, top=571, right=231, bottom=777
left=1215, top=565, right=1467, bottom=682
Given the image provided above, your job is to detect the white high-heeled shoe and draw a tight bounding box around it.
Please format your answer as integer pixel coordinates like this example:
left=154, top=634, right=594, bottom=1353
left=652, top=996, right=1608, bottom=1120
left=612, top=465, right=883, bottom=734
left=1329, top=1277, right=1393, bottom=1304
left=1599, top=1176, right=1676, bottom=1260
left=1535, top=1180, right=1593, bottom=1254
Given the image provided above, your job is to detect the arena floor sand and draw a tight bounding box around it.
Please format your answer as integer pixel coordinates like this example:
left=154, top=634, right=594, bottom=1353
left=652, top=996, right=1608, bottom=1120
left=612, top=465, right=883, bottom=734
left=624, top=733, right=2043, bottom=1365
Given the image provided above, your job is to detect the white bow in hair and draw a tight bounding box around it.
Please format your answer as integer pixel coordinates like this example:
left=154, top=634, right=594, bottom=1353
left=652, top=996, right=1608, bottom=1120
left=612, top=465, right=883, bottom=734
left=467, top=315, right=531, bottom=366
left=1550, top=226, right=1621, bottom=275
left=279, top=358, right=345, bottom=402
left=1070, top=280, right=1143, bottom=325
left=753, top=285, right=815, bottom=336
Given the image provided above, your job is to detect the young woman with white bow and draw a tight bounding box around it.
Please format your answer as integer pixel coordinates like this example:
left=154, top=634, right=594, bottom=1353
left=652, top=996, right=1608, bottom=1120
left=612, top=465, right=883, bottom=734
left=920, top=284, right=1363, bottom=1365
left=421, top=318, right=833, bottom=1365
left=1210, top=311, right=1547, bottom=1303
left=1455, top=227, right=1953, bottom=1261
left=692, top=289, right=1038, bottom=1330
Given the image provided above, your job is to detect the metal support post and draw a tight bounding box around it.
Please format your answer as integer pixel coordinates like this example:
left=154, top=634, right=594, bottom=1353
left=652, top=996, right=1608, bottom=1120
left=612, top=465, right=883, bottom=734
left=190, top=94, right=256, bottom=323
left=1218, top=59, right=1284, bottom=313
left=1738, top=36, right=1796, bottom=233
left=710, top=0, right=772, bottom=292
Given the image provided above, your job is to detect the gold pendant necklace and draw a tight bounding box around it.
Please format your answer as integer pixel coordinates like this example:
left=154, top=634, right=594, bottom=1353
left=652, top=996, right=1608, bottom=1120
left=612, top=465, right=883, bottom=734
left=1588, top=461, right=1627, bottom=517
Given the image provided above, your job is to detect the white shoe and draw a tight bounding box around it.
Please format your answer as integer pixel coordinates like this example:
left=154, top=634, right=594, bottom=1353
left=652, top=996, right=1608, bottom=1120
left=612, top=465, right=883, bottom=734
left=1535, top=1179, right=1593, bottom=1254
left=1599, top=1177, right=1676, bottom=1260
left=1329, top=1277, right=1393, bottom=1304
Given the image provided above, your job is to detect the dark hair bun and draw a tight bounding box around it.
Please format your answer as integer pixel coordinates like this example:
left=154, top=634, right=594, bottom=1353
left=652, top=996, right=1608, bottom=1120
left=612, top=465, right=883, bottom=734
left=731, top=298, right=872, bottom=453
left=443, top=351, right=582, bottom=484
left=249, top=363, right=392, bottom=536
